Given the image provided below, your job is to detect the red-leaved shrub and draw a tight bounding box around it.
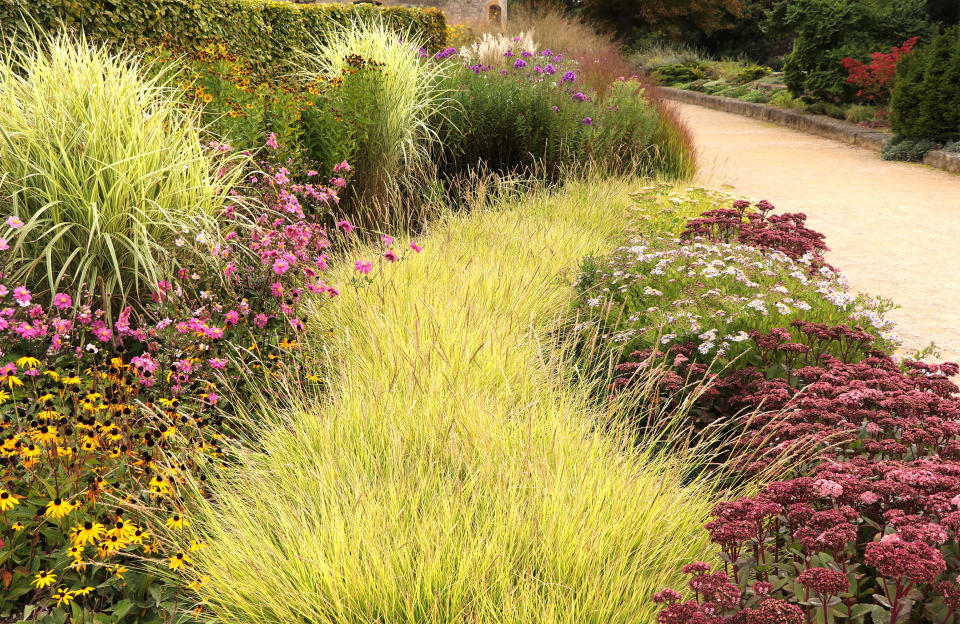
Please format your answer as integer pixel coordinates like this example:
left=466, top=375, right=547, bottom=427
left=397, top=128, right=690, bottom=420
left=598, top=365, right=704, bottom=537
left=842, top=37, right=919, bottom=104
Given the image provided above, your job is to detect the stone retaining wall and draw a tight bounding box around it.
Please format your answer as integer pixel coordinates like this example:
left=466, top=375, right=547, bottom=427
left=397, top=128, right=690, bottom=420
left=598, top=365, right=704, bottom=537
left=658, top=86, right=960, bottom=175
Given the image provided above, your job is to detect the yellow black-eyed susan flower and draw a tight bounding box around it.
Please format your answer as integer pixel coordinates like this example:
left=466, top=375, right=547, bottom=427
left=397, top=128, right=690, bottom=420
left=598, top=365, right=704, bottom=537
left=53, top=587, right=74, bottom=607
left=165, top=514, right=189, bottom=530
left=169, top=552, right=191, bottom=571
left=46, top=497, right=73, bottom=519
left=72, top=520, right=105, bottom=546
left=16, top=356, right=41, bottom=369
left=11, top=521, right=24, bottom=531
left=0, top=489, right=18, bottom=511
left=31, top=570, right=56, bottom=589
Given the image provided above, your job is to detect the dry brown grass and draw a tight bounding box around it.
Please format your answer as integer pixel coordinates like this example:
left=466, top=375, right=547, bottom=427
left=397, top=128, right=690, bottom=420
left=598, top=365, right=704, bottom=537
left=458, top=4, right=618, bottom=59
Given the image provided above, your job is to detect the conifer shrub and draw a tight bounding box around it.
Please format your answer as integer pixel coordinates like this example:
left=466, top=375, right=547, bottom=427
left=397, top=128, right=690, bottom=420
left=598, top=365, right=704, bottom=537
left=890, top=26, right=960, bottom=143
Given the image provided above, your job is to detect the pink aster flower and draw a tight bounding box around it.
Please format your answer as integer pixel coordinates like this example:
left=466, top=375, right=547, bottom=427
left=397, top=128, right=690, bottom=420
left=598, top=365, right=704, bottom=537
left=273, top=258, right=290, bottom=275
left=52, top=292, right=72, bottom=310
left=254, top=313, right=269, bottom=328
left=333, top=160, right=351, bottom=173
left=384, top=250, right=397, bottom=262
left=208, top=358, right=228, bottom=370
left=355, top=260, right=372, bottom=274
left=381, top=235, right=394, bottom=246
left=337, top=220, right=355, bottom=233
left=0, top=238, right=8, bottom=251
left=5, top=216, right=23, bottom=229
left=266, top=132, right=279, bottom=150
left=409, top=241, right=422, bottom=253
left=12, top=286, right=31, bottom=306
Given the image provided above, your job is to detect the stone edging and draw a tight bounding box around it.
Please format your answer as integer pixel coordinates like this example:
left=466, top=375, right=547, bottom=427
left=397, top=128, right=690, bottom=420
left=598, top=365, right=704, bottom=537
left=657, top=86, right=960, bottom=175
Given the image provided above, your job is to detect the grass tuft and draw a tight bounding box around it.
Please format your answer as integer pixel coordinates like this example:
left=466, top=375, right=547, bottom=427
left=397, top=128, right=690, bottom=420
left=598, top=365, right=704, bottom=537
left=0, top=32, right=240, bottom=314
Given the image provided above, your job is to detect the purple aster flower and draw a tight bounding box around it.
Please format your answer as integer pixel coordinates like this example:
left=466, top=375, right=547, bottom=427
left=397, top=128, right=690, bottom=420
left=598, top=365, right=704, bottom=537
left=544, top=64, right=556, bottom=75
left=561, top=71, right=576, bottom=83
left=582, top=117, right=593, bottom=125
left=514, top=58, right=527, bottom=69
left=572, top=91, right=587, bottom=102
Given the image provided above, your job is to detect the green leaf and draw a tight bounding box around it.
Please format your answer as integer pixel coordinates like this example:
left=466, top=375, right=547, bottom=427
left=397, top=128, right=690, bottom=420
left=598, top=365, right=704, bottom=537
left=111, top=599, right=135, bottom=619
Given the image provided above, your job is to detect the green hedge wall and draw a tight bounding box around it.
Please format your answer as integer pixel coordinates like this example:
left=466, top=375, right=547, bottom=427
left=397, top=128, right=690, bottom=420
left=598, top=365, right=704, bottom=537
left=0, top=0, right=447, bottom=70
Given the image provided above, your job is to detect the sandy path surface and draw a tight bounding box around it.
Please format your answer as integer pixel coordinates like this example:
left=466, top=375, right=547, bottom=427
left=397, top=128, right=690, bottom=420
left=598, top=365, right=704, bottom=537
left=670, top=102, right=960, bottom=364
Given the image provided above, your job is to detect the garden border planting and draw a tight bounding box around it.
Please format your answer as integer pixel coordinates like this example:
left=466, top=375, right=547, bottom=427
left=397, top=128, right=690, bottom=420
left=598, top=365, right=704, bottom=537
left=659, top=87, right=960, bottom=174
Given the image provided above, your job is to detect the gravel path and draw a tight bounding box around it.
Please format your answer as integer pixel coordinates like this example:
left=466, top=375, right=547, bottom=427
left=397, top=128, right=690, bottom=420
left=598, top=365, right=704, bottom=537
left=671, top=102, right=960, bottom=364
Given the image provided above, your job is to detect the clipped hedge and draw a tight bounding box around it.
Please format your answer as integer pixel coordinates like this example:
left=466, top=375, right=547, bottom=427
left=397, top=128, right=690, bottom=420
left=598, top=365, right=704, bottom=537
left=0, top=0, right=446, bottom=72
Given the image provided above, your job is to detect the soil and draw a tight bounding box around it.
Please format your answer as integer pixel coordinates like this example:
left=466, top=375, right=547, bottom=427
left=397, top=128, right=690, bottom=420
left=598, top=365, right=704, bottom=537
left=670, top=101, right=960, bottom=365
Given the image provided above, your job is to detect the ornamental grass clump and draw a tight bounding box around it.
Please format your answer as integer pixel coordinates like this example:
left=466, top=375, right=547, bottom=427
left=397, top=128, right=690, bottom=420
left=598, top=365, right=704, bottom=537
left=301, top=18, right=451, bottom=206
left=0, top=33, right=241, bottom=316
left=174, top=177, right=728, bottom=624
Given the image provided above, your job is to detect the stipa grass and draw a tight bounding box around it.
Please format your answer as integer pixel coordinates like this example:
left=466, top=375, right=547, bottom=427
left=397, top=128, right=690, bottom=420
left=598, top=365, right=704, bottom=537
left=181, top=178, right=726, bottom=624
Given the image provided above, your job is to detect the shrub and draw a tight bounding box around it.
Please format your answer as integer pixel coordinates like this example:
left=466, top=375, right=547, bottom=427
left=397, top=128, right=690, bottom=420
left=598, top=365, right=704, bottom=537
left=804, top=100, right=847, bottom=119
left=0, top=34, right=240, bottom=317
left=881, top=134, right=937, bottom=160
left=769, top=88, right=802, bottom=108
left=739, top=88, right=770, bottom=103
left=783, top=0, right=933, bottom=102
left=300, top=18, right=451, bottom=208
left=652, top=62, right=708, bottom=85
left=890, top=26, right=960, bottom=143
left=841, top=36, right=918, bottom=104
left=0, top=0, right=447, bottom=75
left=733, top=63, right=770, bottom=83
left=434, top=50, right=694, bottom=180
left=945, top=139, right=960, bottom=152
left=844, top=103, right=879, bottom=123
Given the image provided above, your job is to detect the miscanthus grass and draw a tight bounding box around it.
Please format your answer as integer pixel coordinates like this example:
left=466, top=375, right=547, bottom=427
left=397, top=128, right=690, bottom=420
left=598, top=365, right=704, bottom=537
left=0, top=32, right=241, bottom=315
left=180, top=177, right=728, bottom=624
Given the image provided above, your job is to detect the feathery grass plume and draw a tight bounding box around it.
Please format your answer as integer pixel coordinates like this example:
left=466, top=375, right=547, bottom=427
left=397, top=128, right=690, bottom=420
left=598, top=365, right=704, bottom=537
left=0, top=31, right=243, bottom=316
left=301, top=17, right=451, bottom=213
left=175, top=177, right=734, bottom=624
